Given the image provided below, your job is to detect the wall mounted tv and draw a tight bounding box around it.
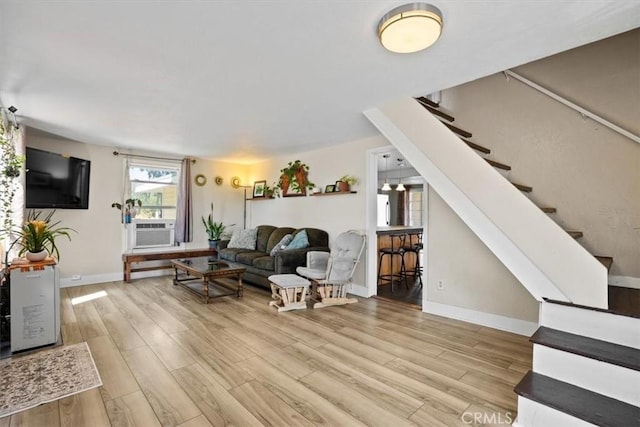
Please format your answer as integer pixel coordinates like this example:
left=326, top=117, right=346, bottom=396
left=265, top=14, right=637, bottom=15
left=25, top=147, right=91, bottom=209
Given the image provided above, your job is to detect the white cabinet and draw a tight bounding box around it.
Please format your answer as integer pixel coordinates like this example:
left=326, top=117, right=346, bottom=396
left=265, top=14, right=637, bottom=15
left=10, top=264, right=60, bottom=352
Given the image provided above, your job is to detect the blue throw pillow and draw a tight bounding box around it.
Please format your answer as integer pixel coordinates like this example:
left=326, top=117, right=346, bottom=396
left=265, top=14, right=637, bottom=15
left=284, top=229, right=309, bottom=250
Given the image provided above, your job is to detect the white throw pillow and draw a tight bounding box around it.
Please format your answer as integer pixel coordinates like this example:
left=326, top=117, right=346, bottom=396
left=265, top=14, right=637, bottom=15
left=227, top=228, right=257, bottom=250
left=269, top=234, right=293, bottom=257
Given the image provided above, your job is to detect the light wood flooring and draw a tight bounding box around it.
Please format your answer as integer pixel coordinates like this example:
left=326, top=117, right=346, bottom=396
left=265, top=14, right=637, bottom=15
left=1, top=277, right=533, bottom=426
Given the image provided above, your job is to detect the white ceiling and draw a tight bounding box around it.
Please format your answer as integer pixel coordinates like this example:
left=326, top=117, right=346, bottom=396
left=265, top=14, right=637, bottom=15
left=1, top=1, right=638, bottom=163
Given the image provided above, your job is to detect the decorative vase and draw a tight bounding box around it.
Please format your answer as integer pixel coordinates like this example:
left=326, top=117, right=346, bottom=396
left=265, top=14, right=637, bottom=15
left=280, top=175, right=290, bottom=195
left=337, top=182, right=350, bottom=192
left=208, top=239, right=219, bottom=250
left=294, top=166, right=309, bottom=195
left=25, top=250, right=48, bottom=262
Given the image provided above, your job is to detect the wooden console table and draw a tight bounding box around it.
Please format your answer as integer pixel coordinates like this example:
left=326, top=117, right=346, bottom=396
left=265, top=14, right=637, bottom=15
left=122, top=248, right=216, bottom=282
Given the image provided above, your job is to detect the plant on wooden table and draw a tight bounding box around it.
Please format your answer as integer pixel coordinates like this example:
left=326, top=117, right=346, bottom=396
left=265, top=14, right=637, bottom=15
left=12, top=210, right=75, bottom=261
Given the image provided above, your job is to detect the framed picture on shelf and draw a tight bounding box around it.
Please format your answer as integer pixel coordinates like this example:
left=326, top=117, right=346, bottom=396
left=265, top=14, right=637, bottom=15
left=324, top=184, right=335, bottom=193
left=253, top=180, right=267, bottom=198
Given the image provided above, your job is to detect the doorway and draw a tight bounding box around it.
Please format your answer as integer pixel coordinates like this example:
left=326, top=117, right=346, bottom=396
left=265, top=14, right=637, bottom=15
left=366, top=147, right=426, bottom=307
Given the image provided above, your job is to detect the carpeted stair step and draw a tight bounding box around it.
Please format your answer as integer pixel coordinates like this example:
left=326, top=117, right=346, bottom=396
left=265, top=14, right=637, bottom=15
left=462, top=139, right=490, bottom=154
left=531, top=326, right=640, bottom=371
left=514, top=371, right=640, bottom=427
left=595, top=256, right=613, bottom=271
left=512, top=182, right=532, bottom=192
left=540, top=207, right=557, bottom=213
left=567, top=230, right=583, bottom=239
left=485, top=158, right=511, bottom=171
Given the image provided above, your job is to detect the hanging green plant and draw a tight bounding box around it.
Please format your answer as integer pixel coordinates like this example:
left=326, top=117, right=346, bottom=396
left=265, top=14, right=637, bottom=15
left=0, top=117, right=24, bottom=235
left=276, top=160, right=314, bottom=195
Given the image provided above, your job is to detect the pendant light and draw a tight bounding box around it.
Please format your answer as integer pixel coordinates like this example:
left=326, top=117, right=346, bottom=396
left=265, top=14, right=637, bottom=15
left=396, top=182, right=406, bottom=192
left=381, top=154, right=391, bottom=191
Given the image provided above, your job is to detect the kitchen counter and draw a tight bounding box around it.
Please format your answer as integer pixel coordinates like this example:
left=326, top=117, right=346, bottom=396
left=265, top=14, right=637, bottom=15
left=376, top=226, right=423, bottom=235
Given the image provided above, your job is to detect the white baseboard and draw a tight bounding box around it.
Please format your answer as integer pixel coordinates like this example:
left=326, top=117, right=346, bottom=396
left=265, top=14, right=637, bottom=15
left=60, top=268, right=172, bottom=288
left=60, top=272, right=122, bottom=288
left=422, top=300, right=538, bottom=336
left=348, top=283, right=371, bottom=298
left=609, top=275, right=640, bottom=290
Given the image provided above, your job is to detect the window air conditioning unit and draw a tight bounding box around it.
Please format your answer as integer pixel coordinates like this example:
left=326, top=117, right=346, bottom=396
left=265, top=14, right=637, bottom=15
left=127, top=219, right=175, bottom=249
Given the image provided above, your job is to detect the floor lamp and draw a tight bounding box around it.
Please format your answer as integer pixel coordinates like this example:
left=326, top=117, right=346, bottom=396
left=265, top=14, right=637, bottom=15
left=240, top=186, right=252, bottom=229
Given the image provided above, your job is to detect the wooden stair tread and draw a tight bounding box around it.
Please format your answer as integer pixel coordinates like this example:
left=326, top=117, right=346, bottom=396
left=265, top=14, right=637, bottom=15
left=415, top=96, right=439, bottom=108
left=531, top=326, right=640, bottom=371
left=540, top=207, right=557, bottom=213
left=415, top=99, right=455, bottom=122
left=442, top=121, right=472, bottom=138
left=514, top=371, right=640, bottom=427
left=485, top=158, right=511, bottom=171
left=567, top=230, right=584, bottom=239
left=595, top=256, right=613, bottom=271
left=462, top=139, right=490, bottom=154
left=512, top=182, right=532, bottom=192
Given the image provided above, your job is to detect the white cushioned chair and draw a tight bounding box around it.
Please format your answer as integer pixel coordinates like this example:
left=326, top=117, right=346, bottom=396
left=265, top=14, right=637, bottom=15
left=296, top=230, right=365, bottom=308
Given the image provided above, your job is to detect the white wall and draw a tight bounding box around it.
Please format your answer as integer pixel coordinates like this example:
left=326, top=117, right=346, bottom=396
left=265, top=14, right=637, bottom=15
left=427, top=191, right=539, bottom=322
left=249, top=135, right=387, bottom=290
left=26, top=129, right=249, bottom=284
left=441, top=28, right=640, bottom=280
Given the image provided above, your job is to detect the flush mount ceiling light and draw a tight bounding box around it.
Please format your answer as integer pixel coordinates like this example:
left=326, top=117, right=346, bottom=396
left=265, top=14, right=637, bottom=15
left=378, top=3, right=443, bottom=53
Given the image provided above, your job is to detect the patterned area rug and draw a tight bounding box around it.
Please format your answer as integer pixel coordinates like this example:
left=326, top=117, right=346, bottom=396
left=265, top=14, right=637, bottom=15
left=0, top=342, right=102, bottom=418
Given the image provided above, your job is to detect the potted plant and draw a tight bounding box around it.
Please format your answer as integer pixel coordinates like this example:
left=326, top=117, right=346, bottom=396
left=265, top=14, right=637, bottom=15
left=264, top=182, right=277, bottom=199
left=11, top=210, right=75, bottom=262
left=277, top=160, right=315, bottom=195
left=111, top=198, right=143, bottom=223
left=337, top=175, right=358, bottom=192
left=202, top=203, right=233, bottom=249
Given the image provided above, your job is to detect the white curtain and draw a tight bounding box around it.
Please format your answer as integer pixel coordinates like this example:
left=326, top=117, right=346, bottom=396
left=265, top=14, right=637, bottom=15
left=174, top=158, right=192, bottom=243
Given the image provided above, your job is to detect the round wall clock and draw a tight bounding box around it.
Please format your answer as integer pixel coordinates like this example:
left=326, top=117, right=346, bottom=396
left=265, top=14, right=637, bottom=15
left=194, top=174, right=207, bottom=186
left=215, top=176, right=224, bottom=186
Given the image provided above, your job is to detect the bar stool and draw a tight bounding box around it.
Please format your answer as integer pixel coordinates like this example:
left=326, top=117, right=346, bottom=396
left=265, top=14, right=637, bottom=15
left=377, top=233, right=408, bottom=292
left=403, top=231, right=423, bottom=288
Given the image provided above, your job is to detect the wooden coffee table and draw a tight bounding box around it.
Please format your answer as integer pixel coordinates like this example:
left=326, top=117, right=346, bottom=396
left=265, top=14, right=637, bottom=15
left=171, top=257, right=245, bottom=303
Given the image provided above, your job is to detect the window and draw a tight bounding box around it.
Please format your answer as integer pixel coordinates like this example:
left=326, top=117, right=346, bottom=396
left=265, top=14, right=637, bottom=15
left=408, top=187, right=423, bottom=227
left=128, top=162, right=179, bottom=219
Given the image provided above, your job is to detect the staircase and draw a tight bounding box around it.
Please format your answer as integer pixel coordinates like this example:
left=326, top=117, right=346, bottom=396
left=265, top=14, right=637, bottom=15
left=411, top=97, right=639, bottom=426
left=414, top=96, right=621, bottom=296
left=415, top=96, right=601, bottom=253
left=514, top=299, right=640, bottom=426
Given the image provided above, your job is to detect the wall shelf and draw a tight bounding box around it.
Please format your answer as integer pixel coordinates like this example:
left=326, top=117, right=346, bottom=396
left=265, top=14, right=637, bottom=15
left=312, top=191, right=357, bottom=197
left=249, top=191, right=356, bottom=201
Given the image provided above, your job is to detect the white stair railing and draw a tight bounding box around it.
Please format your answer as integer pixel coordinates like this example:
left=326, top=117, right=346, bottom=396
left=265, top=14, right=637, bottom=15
left=364, top=98, right=608, bottom=308
left=504, top=70, right=640, bottom=145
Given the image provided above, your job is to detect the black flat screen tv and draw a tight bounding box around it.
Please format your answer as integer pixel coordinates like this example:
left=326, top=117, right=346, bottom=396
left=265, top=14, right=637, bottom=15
left=25, top=147, right=91, bottom=209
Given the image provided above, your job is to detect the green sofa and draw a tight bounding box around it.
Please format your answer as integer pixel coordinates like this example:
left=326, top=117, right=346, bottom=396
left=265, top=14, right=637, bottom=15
left=218, top=225, right=329, bottom=288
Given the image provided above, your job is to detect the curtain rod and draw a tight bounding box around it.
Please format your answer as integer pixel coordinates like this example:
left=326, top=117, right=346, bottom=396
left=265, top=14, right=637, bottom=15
left=113, top=151, right=196, bottom=163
